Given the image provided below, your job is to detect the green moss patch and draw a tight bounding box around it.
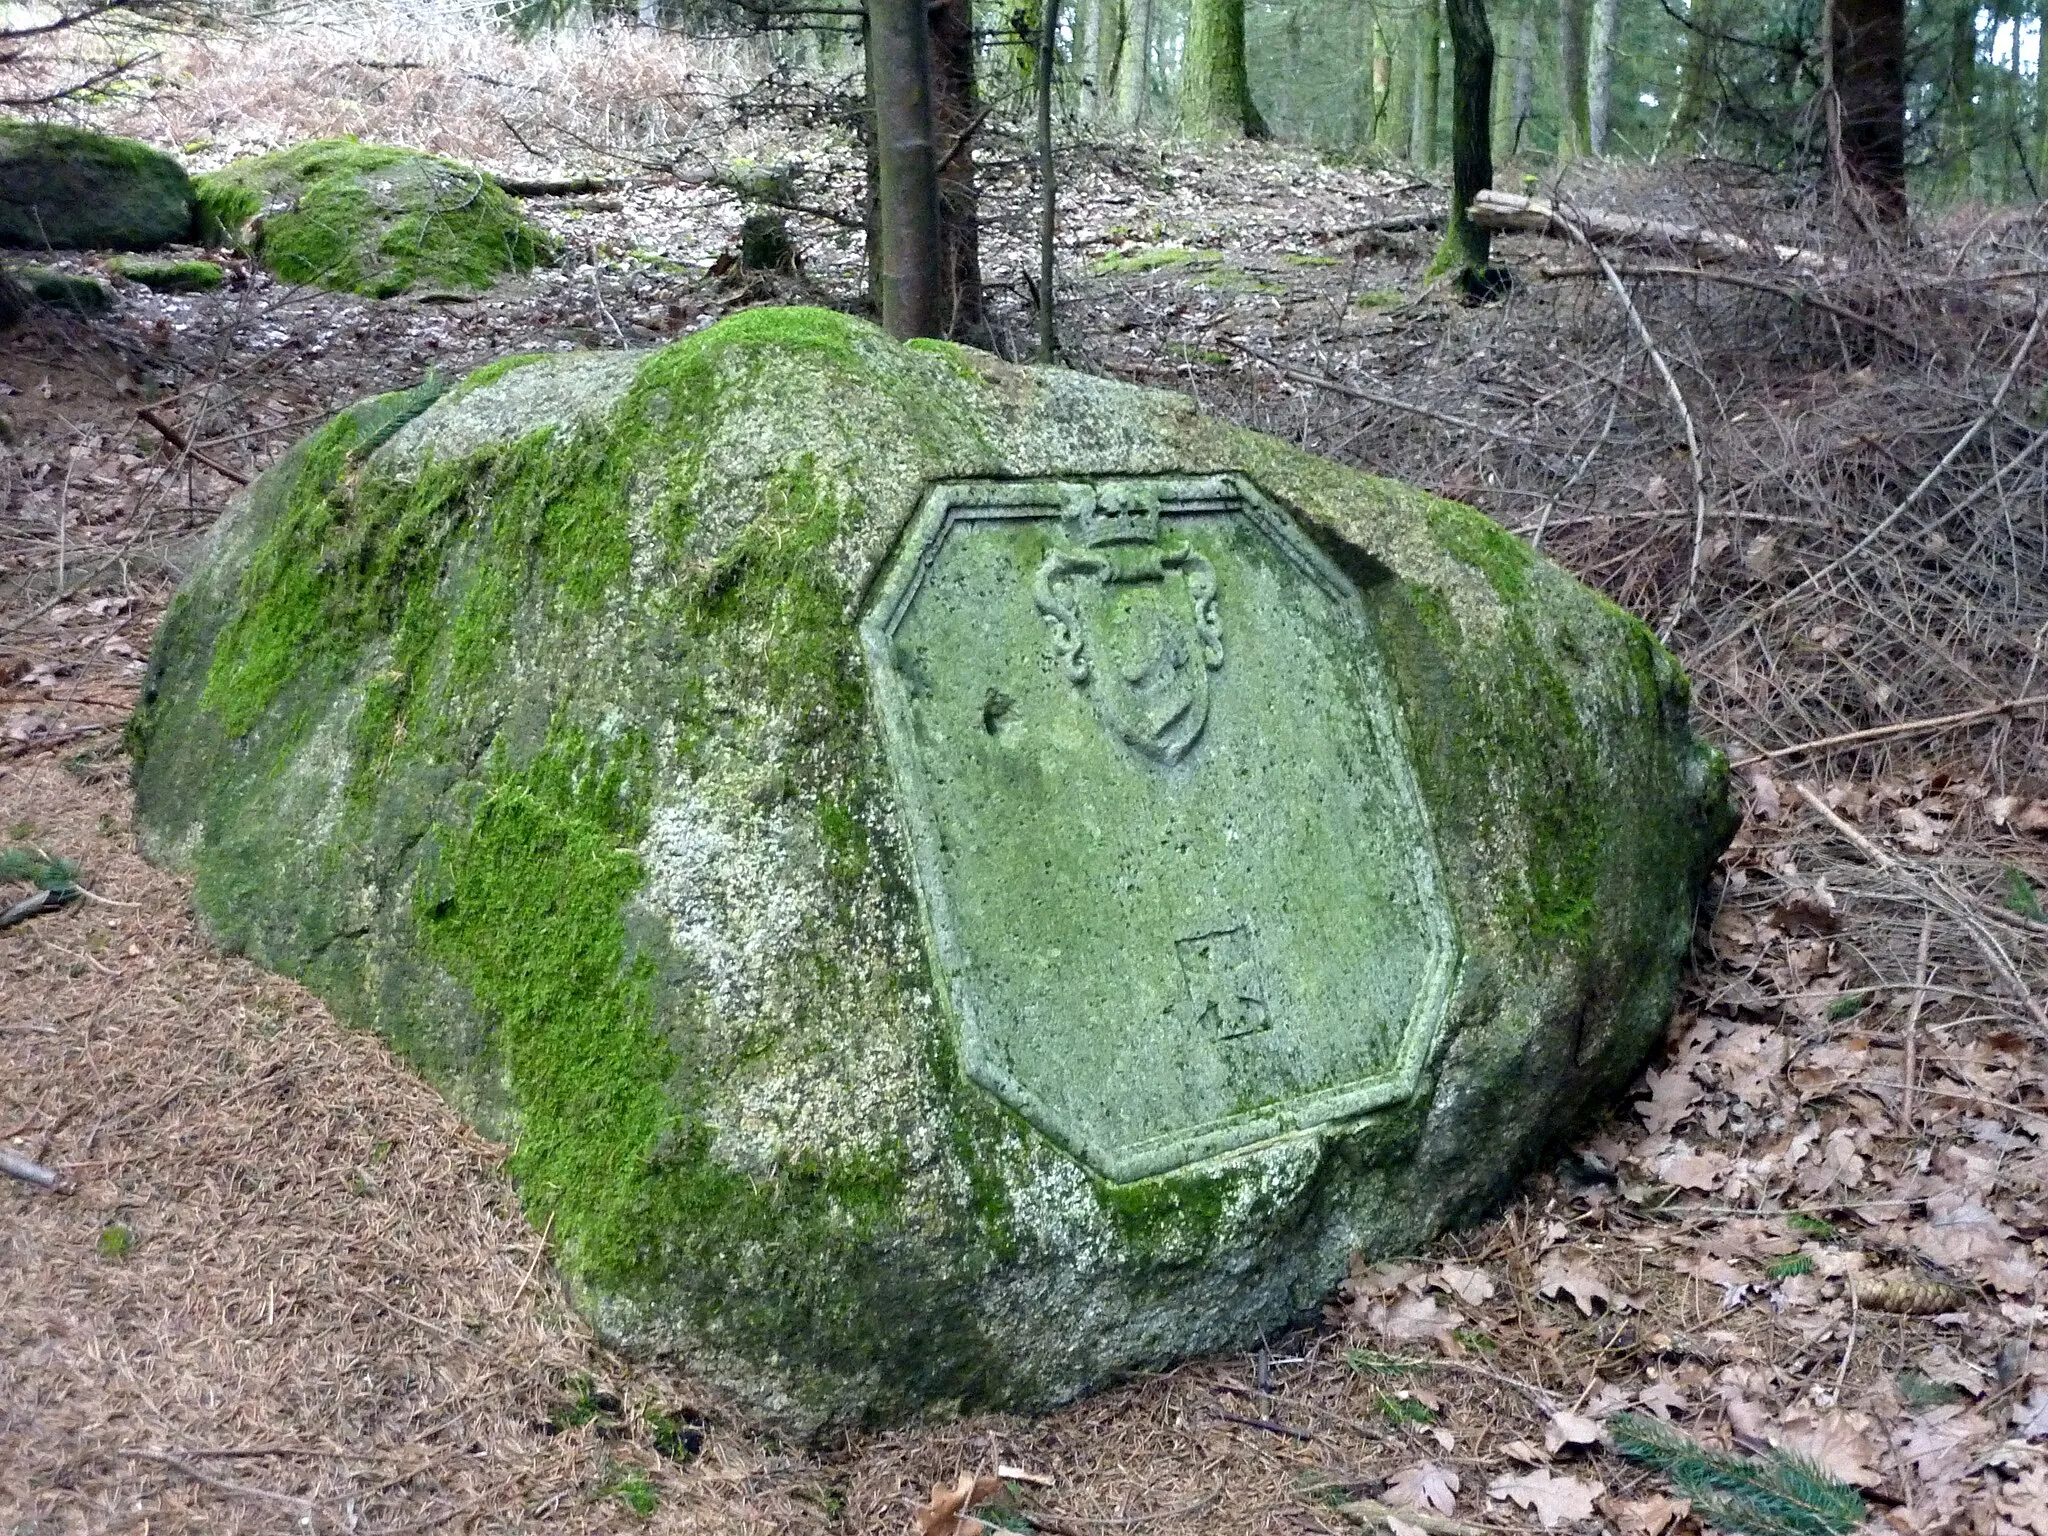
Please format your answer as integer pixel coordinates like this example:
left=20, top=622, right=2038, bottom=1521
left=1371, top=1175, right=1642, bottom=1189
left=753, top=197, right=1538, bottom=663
left=195, top=139, right=553, bottom=298
left=109, top=255, right=223, bottom=292
left=1087, top=245, right=1224, bottom=276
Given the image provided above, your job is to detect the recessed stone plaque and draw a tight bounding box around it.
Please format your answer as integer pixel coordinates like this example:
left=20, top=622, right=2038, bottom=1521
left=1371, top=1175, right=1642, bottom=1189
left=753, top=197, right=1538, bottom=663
left=863, top=475, right=1458, bottom=1182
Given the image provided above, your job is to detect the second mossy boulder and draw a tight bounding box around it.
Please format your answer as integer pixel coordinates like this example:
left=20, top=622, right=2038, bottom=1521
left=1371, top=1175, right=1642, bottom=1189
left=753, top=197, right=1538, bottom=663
left=0, top=120, right=196, bottom=250
left=195, top=139, right=552, bottom=297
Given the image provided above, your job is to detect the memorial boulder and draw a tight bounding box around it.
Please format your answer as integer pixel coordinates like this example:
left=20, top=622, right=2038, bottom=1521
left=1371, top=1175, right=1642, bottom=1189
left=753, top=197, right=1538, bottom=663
left=132, top=309, right=1734, bottom=1430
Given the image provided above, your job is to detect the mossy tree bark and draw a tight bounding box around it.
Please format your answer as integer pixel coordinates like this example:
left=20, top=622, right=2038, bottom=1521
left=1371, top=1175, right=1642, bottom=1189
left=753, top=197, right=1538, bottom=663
left=1437, top=0, right=1497, bottom=285
left=1829, top=0, right=1908, bottom=225
left=1556, top=0, right=1591, bottom=159
left=0, top=266, right=24, bottom=330
left=1180, top=0, right=1267, bottom=139
left=869, top=0, right=944, bottom=338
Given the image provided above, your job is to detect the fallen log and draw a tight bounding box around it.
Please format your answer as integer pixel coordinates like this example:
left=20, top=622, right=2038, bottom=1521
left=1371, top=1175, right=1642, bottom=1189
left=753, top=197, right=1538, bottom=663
left=1468, top=189, right=1839, bottom=272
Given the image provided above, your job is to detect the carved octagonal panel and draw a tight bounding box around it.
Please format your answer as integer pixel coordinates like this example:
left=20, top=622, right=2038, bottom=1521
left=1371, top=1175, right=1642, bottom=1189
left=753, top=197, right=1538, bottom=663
left=861, top=475, right=1458, bottom=1183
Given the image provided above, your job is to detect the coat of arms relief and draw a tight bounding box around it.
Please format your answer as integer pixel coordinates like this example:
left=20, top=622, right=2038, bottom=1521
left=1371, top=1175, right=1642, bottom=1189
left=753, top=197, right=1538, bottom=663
left=1031, top=483, right=1225, bottom=765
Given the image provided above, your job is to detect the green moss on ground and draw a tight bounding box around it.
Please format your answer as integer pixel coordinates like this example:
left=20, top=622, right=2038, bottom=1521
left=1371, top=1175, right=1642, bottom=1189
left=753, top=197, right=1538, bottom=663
left=108, top=255, right=223, bottom=292
left=1087, top=246, right=1224, bottom=276
left=195, top=139, right=553, bottom=298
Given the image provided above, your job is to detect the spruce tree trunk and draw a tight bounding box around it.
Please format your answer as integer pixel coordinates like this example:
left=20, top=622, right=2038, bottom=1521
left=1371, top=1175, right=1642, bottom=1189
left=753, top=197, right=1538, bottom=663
left=1509, top=5, right=1537, bottom=153
left=1830, top=0, right=1907, bottom=223
left=1438, top=0, right=1497, bottom=283
left=1588, top=0, right=1618, bottom=152
left=870, top=0, right=943, bottom=338
left=1415, top=0, right=1443, bottom=164
left=1089, top=0, right=1125, bottom=117
left=1943, top=1, right=1977, bottom=194
left=1181, top=0, right=1268, bottom=138
left=1557, top=0, right=1591, bottom=158
left=930, top=0, right=985, bottom=341
left=1668, top=0, right=1719, bottom=152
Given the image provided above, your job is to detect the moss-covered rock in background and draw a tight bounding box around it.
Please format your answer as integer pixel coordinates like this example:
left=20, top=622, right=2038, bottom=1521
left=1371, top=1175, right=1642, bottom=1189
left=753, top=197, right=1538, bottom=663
left=109, top=255, right=224, bottom=292
left=131, top=308, right=1734, bottom=1432
left=0, top=120, right=196, bottom=250
left=18, top=265, right=114, bottom=314
left=194, top=139, right=551, bottom=298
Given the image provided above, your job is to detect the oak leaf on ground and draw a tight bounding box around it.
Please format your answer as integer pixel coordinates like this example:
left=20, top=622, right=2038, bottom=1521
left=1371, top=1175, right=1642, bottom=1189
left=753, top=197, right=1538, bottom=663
left=1384, top=1461, right=1459, bottom=1516
left=1489, top=1468, right=1603, bottom=1528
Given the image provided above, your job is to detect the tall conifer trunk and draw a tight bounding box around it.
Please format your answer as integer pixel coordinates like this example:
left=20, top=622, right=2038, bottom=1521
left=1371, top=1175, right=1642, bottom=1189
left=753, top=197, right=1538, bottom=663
left=1181, top=0, right=1267, bottom=138
left=1829, top=0, right=1908, bottom=224
left=929, top=0, right=985, bottom=340
left=869, top=0, right=943, bottom=337
left=1557, top=0, right=1591, bottom=158
left=1587, top=0, right=1618, bottom=151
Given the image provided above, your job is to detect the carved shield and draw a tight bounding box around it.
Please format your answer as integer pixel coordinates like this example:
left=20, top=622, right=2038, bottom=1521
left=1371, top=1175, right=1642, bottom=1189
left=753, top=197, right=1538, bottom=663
left=1035, top=533, right=1223, bottom=766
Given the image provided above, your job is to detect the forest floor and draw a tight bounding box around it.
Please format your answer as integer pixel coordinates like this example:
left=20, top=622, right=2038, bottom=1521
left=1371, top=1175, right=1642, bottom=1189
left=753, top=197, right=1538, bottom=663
left=7, top=13, right=2048, bottom=1536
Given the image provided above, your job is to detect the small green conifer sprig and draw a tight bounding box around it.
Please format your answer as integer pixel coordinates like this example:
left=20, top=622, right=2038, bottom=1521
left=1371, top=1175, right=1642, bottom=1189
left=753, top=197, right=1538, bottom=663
left=0, top=847, right=80, bottom=891
left=1610, top=1413, right=1865, bottom=1536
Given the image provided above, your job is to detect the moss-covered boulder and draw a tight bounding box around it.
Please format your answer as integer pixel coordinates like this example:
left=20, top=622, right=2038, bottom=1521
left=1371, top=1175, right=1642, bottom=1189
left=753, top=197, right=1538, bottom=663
left=131, top=309, right=1734, bottom=1431
left=0, top=121, right=195, bottom=250
left=194, top=139, right=551, bottom=298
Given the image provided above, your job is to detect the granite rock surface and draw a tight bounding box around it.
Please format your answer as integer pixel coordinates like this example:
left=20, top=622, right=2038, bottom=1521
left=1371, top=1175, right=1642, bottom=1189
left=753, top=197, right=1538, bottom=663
left=132, top=308, right=1735, bottom=1430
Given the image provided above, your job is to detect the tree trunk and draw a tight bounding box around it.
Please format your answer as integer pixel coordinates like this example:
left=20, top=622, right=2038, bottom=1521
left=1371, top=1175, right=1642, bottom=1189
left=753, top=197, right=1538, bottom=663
left=1181, top=0, right=1267, bottom=138
left=1414, top=0, right=1443, bottom=165
left=1830, top=0, right=1907, bottom=224
left=1089, top=0, right=1125, bottom=117
left=1587, top=0, right=1618, bottom=152
left=1377, top=17, right=1409, bottom=154
left=1556, top=0, right=1591, bottom=159
left=869, top=0, right=943, bottom=338
left=1119, top=0, right=1153, bottom=123
left=1668, top=0, right=1719, bottom=152
left=1942, top=0, right=1977, bottom=194
left=1437, top=0, right=1497, bottom=285
left=1509, top=5, right=1536, bottom=153
left=1038, top=0, right=1059, bottom=361
left=929, top=0, right=984, bottom=341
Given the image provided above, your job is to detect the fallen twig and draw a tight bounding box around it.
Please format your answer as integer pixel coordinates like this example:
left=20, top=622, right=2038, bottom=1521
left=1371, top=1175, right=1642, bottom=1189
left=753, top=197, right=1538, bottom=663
left=1793, top=781, right=2048, bottom=1029
left=136, top=407, right=251, bottom=486
left=1211, top=1408, right=1313, bottom=1441
left=0, top=1145, right=67, bottom=1190
left=1020, top=1491, right=1222, bottom=1531
left=1539, top=205, right=1710, bottom=640
left=1222, top=339, right=1554, bottom=448
left=1336, top=1496, right=1495, bottom=1536
left=122, top=1449, right=319, bottom=1520
left=1729, top=694, right=2048, bottom=767
left=0, top=724, right=104, bottom=760
left=1535, top=260, right=1925, bottom=355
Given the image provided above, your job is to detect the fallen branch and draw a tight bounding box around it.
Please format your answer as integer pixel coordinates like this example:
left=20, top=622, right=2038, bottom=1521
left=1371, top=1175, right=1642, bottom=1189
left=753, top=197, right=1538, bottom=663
left=489, top=173, right=616, bottom=197
left=1730, top=694, right=2048, bottom=767
left=1, top=723, right=104, bottom=759
left=136, top=407, right=250, bottom=486
left=1538, top=206, right=1710, bottom=640
left=1793, top=781, right=2048, bottom=1030
left=0, top=1145, right=67, bottom=1191
left=1469, top=189, right=1838, bottom=272
left=1222, top=338, right=1553, bottom=448
left=121, top=1449, right=319, bottom=1520
left=1, top=886, right=78, bottom=929
left=1535, top=260, right=1924, bottom=355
